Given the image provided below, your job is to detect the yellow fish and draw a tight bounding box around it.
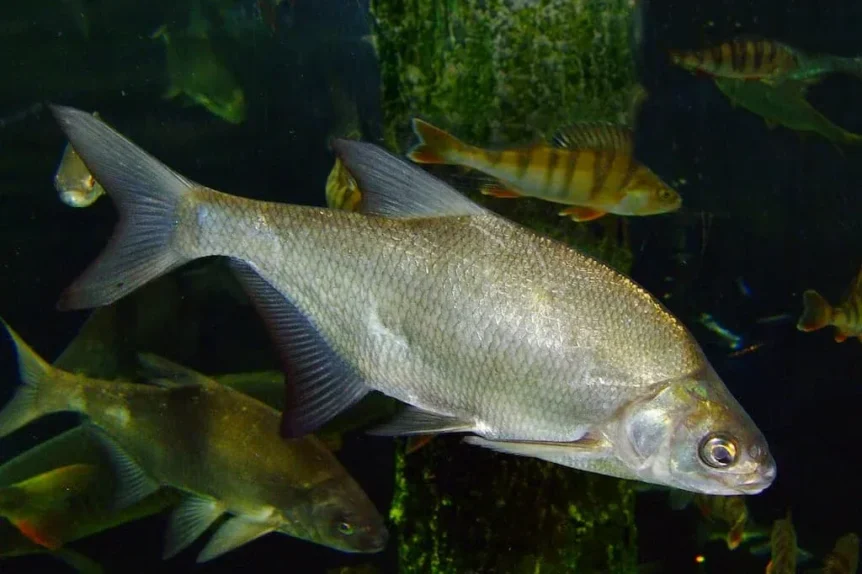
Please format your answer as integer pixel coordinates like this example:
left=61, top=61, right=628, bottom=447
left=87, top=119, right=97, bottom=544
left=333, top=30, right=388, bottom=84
left=670, top=36, right=862, bottom=85
left=325, top=157, right=363, bottom=211
left=54, top=111, right=106, bottom=208
left=407, top=118, right=681, bottom=222
left=797, top=265, right=862, bottom=342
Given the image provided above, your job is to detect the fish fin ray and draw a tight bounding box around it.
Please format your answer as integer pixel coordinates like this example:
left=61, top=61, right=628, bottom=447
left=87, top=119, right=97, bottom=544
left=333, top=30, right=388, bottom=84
left=136, top=353, right=215, bottom=388
left=368, top=406, right=473, bottom=436
left=559, top=206, right=607, bottom=222
left=228, top=260, right=370, bottom=438
left=406, top=118, right=465, bottom=165
left=479, top=183, right=521, bottom=198
left=551, top=122, right=633, bottom=152
left=49, top=105, right=193, bottom=310
left=463, top=435, right=607, bottom=462
left=86, top=425, right=160, bottom=510
left=330, top=138, right=487, bottom=218
left=163, top=495, right=225, bottom=559
left=0, top=319, right=67, bottom=437
left=196, top=516, right=274, bottom=563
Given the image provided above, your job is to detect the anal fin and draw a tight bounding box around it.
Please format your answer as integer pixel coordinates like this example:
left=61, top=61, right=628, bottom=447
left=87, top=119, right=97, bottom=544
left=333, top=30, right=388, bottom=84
left=559, top=206, right=607, bottom=222
left=228, top=260, right=370, bottom=438
left=480, top=183, right=521, bottom=198
left=197, top=516, right=275, bottom=563
left=163, top=495, right=226, bottom=559
left=368, top=406, right=474, bottom=436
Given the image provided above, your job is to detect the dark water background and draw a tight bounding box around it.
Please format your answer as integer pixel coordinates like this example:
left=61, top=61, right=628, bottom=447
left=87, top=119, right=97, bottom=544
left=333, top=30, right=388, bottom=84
left=1, top=0, right=861, bottom=572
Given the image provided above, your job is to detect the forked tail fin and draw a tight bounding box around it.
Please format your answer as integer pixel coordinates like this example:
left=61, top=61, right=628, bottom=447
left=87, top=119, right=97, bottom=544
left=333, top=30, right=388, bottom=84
left=0, top=319, right=71, bottom=437
left=796, top=290, right=833, bottom=333
left=49, top=105, right=196, bottom=310
left=407, top=118, right=469, bottom=165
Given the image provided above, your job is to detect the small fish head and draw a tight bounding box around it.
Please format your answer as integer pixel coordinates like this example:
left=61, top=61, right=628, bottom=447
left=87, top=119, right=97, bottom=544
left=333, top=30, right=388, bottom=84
left=616, top=172, right=682, bottom=216
left=298, top=477, right=389, bottom=553
left=620, top=368, right=775, bottom=495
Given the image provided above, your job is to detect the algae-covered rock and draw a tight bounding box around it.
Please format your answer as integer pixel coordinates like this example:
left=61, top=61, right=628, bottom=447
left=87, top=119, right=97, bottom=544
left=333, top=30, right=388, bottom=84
left=370, top=0, right=642, bottom=149
left=363, top=0, right=643, bottom=571
left=390, top=437, right=638, bottom=574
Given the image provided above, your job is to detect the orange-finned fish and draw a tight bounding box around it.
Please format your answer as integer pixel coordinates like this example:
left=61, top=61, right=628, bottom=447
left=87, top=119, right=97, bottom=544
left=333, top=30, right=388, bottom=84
left=821, top=532, right=860, bottom=574
left=670, top=36, right=862, bottom=85
left=797, top=265, right=862, bottom=343
left=407, top=118, right=681, bottom=222
left=766, top=510, right=796, bottom=574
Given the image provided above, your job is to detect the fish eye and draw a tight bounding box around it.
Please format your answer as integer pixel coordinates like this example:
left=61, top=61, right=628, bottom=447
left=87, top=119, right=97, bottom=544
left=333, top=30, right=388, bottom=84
left=699, top=433, right=739, bottom=468
left=657, top=188, right=675, bottom=202
left=337, top=521, right=354, bottom=536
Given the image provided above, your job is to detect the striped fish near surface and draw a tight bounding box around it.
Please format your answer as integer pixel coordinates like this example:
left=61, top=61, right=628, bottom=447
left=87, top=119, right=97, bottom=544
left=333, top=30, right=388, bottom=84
left=670, top=36, right=862, bottom=85
left=407, top=118, right=681, bottom=223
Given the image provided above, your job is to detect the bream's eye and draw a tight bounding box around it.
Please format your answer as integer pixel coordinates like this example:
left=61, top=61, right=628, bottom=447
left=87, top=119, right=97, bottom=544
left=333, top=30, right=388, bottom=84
left=699, top=433, right=739, bottom=468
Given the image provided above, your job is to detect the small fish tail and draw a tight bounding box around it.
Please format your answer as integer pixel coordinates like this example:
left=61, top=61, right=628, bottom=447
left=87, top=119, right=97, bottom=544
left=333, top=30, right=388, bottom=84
left=150, top=24, right=169, bottom=43
left=49, top=105, right=194, bottom=310
left=407, top=118, right=468, bottom=165
left=0, top=320, right=70, bottom=438
left=796, top=290, right=833, bottom=332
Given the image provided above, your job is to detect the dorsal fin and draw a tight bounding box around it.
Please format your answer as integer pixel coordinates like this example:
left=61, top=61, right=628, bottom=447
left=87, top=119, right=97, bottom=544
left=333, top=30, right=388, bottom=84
left=551, top=122, right=633, bottom=152
left=136, top=353, right=216, bottom=388
left=330, top=138, right=488, bottom=218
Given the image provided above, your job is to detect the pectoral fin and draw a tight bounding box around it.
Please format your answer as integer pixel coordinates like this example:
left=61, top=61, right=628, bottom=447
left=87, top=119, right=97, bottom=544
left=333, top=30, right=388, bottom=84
left=559, top=206, right=607, bottom=222
left=228, top=260, right=370, bottom=438
left=163, top=495, right=226, bottom=559
left=87, top=426, right=160, bottom=510
left=197, top=516, right=275, bottom=563
left=368, top=406, right=474, bottom=436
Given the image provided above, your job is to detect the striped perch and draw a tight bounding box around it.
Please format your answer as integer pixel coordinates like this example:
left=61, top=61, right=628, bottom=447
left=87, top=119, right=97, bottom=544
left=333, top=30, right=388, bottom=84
left=407, top=119, right=681, bottom=223
left=669, top=37, right=801, bottom=81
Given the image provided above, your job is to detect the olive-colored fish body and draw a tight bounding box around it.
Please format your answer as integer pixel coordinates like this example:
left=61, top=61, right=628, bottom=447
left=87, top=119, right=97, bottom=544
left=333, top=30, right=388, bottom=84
left=152, top=26, right=246, bottom=124
left=822, top=533, right=860, bottom=574
left=54, top=112, right=106, bottom=208
left=671, top=36, right=862, bottom=85
left=714, top=77, right=862, bottom=145
left=766, top=511, right=797, bottom=574
left=797, top=266, right=862, bottom=342
left=407, top=118, right=681, bottom=222
left=47, top=106, right=775, bottom=496
left=0, top=324, right=387, bottom=562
